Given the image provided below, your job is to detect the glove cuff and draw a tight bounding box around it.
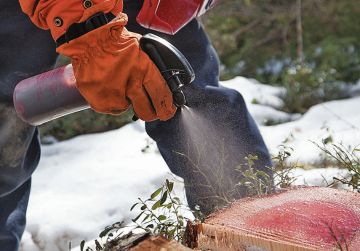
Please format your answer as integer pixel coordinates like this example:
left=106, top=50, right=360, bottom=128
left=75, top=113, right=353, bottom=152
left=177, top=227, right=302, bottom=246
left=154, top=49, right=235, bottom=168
left=56, top=13, right=128, bottom=58
left=55, top=12, right=116, bottom=48
left=19, top=0, right=123, bottom=41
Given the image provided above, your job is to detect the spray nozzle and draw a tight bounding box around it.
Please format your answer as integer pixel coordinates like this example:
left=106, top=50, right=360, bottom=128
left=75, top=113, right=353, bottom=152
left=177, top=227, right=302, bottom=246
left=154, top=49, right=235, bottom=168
left=173, top=90, right=186, bottom=107
left=140, top=34, right=195, bottom=108
left=131, top=34, right=195, bottom=120
left=159, top=68, right=190, bottom=107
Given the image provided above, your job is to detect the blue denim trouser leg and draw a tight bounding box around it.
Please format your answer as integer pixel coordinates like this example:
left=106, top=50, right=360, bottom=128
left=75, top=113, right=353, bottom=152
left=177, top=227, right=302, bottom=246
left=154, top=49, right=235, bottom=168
left=124, top=1, right=273, bottom=214
left=0, top=2, right=57, bottom=250
left=0, top=105, right=41, bottom=251
left=0, top=180, right=32, bottom=251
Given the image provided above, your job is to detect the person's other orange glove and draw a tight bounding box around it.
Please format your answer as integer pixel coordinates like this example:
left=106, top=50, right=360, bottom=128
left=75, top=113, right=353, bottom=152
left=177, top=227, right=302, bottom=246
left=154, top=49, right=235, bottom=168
left=19, top=0, right=177, bottom=121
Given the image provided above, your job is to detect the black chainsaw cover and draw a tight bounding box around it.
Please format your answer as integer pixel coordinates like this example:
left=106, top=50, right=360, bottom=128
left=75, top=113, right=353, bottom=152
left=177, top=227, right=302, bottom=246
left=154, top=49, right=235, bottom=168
left=140, top=34, right=195, bottom=106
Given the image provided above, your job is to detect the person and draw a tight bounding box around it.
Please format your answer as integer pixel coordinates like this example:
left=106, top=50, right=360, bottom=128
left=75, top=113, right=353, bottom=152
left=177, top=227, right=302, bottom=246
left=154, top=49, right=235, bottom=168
left=0, top=0, right=272, bottom=250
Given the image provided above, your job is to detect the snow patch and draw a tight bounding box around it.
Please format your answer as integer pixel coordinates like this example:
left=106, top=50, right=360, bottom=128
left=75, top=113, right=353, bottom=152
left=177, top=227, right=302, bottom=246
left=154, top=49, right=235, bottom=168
left=21, top=122, right=187, bottom=251
left=221, top=76, right=285, bottom=109
left=261, top=97, right=360, bottom=164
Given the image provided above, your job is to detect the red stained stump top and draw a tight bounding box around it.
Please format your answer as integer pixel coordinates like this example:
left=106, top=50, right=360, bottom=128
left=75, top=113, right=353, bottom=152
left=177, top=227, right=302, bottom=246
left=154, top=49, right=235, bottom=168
left=202, top=187, right=360, bottom=250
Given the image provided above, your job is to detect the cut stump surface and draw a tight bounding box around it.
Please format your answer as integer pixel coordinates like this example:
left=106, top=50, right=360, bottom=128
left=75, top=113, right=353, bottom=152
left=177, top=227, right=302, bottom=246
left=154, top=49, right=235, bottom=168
left=197, top=187, right=360, bottom=251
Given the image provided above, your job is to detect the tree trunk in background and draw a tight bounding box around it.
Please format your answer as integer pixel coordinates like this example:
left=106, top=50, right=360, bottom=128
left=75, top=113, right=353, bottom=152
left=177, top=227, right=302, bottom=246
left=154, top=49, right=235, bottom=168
left=296, top=0, right=304, bottom=63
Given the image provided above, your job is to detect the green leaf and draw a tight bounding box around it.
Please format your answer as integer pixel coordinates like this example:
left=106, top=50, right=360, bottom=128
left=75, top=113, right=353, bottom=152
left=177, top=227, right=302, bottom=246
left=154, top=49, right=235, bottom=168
left=172, top=197, right=181, bottom=204
left=322, top=136, right=333, bottom=145
left=141, top=214, right=151, bottom=223
left=166, top=180, right=174, bottom=192
left=80, top=240, right=85, bottom=251
left=256, top=171, right=270, bottom=179
left=151, top=188, right=162, bottom=200
left=160, top=191, right=168, bottom=205
left=158, top=215, right=166, bottom=221
left=244, top=0, right=251, bottom=6
left=284, top=151, right=292, bottom=157
left=168, top=228, right=176, bottom=238
left=95, top=240, right=103, bottom=250
left=140, top=205, right=147, bottom=210
left=132, top=211, right=144, bottom=222
left=130, top=203, right=139, bottom=211
left=112, top=221, right=123, bottom=228
left=99, top=227, right=113, bottom=238
left=152, top=200, right=161, bottom=210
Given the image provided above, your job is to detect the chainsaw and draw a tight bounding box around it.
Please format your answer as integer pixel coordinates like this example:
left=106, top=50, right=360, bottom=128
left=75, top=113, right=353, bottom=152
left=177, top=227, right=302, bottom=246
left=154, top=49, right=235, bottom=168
left=13, top=34, right=194, bottom=125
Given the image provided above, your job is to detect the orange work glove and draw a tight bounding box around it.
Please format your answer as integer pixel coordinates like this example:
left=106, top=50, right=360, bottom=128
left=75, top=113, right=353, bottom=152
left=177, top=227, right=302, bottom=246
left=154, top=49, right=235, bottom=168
left=19, top=0, right=177, bottom=121
left=57, top=14, right=176, bottom=121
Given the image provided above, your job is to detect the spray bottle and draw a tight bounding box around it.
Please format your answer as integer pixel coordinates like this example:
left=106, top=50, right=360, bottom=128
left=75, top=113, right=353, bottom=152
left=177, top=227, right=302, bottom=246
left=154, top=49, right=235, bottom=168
left=13, top=34, right=194, bottom=126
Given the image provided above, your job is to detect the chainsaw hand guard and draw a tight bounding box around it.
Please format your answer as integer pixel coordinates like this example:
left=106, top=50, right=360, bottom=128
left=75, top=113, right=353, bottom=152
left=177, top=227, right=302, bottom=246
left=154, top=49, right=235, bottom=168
left=140, top=34, right=194, bottom=107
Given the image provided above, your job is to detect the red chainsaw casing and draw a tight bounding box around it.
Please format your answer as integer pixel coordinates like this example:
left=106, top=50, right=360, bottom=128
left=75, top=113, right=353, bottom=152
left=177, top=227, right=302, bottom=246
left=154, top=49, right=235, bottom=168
left=136, top=0, right=221, bottom=35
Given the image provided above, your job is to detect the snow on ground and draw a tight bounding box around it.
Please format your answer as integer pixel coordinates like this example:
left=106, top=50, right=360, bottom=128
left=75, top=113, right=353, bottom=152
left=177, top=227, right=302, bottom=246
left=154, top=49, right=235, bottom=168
left=221, top=77, right=301, bottom=125
left=222, top=76, right=286, bottom=109
left=260, top=97, right=360, bottom=164
left=291, top=167, right=350, bottom=188
left=20, top=122, right=186, bottom=251
left=20, top=76, right=359, bottom=251
left=222, top=77, right=360, bottom=164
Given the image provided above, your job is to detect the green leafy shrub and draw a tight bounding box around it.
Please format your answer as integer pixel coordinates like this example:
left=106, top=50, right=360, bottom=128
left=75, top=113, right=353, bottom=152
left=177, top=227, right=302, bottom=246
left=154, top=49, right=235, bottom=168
left=271, top=145, right=299, bottom=189
left=235, top=154, right=273, bottom=196
left=310, top=38, right=360, bottom=84
left=79, top=179, right=201, bottom=250
left=316, top=143, right=360, bottom=192
left=130, top=179, right=199, bottom=243
left=281, top=63, right=348, bottom=113
left=237, top=145, right=305, bottom=194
